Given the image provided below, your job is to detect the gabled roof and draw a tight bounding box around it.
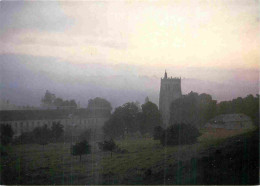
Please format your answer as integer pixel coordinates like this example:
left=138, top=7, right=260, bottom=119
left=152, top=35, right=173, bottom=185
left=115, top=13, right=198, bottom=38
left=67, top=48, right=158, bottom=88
left=209, top=113, right=251, bottom=123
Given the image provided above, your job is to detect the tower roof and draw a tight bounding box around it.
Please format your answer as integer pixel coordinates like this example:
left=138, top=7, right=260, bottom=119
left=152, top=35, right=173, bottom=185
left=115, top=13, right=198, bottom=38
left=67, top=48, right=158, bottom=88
left=164, top=70, right=167, bottom=79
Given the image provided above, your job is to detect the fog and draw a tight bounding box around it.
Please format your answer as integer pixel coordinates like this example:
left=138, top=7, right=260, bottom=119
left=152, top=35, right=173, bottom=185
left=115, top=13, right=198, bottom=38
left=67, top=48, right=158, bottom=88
left=1, top=54, right=258, bottom=108
left=0, top=0, right=259, bottom=108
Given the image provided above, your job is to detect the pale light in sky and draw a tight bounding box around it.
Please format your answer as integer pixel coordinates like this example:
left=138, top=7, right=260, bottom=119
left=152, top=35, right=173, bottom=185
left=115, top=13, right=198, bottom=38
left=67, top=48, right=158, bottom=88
left=0, top=0, right=259, bottom=106
left=1, top=1, right=259, bottom=70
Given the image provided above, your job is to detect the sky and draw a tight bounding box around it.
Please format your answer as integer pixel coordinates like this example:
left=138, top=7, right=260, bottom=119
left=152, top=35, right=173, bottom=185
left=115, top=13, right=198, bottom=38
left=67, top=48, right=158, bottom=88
left=0, top=0, right=259, bottom=107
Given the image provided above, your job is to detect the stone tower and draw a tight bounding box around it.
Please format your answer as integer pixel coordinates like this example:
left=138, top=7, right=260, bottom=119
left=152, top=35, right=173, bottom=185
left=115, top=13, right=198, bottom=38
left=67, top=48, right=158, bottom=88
left=159, top=70, right=182, bottom=125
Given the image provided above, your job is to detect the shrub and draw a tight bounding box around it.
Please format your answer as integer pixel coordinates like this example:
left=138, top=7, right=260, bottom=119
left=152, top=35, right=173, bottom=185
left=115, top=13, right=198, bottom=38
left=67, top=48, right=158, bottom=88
left=71, top=140, right=91, bottom=161
left=160, top=123, right=200, bottom=146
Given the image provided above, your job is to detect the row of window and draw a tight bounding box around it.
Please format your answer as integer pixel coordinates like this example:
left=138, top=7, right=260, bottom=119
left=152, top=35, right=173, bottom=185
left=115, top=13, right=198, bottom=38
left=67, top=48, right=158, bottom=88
left=1, top=118, right=100, bottom=129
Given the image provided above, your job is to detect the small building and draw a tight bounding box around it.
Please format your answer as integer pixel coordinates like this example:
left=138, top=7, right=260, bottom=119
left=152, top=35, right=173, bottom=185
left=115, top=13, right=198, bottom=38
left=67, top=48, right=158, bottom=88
left=205, top=113, right=254, bottom=130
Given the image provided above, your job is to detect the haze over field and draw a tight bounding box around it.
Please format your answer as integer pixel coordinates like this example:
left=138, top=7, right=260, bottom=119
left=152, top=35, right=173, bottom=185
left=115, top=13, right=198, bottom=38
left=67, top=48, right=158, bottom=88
left=0, top=0, right=259, bottom=108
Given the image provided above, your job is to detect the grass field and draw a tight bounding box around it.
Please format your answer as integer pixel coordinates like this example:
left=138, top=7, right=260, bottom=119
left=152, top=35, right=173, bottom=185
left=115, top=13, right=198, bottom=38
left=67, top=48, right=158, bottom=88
left=1, top=127, right=257, bottom=184
left=1, top=142, right=104, bottom=184
left=100, top=127, right=257, bottom=182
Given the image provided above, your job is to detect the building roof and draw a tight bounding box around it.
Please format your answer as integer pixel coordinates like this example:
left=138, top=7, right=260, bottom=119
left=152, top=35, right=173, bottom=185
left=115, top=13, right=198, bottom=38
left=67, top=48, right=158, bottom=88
left=209, top=113, right=252, bottom=123
left=0, top=108, right=111, bottom=122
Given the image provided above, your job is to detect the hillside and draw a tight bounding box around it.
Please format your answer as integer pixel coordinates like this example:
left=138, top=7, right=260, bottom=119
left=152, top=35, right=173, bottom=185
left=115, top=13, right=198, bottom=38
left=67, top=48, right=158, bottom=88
left=140, top=129, right=258, bottom=184
left=101, top=128, right=259, bottom=184
left=1, top=128, right=258, bottom=185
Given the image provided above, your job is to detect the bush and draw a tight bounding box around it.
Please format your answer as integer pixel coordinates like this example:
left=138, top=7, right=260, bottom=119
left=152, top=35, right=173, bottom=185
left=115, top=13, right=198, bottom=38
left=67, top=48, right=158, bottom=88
left=71, top=140, right=91, bottom=161
left=153, top=126, right=164, bottom=140
left=160, top=123, right=200, bottom=146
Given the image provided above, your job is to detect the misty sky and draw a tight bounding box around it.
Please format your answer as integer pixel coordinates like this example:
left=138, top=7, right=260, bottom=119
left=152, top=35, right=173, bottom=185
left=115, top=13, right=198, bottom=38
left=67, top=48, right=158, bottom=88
left=0, top=0, right=259, bottom=108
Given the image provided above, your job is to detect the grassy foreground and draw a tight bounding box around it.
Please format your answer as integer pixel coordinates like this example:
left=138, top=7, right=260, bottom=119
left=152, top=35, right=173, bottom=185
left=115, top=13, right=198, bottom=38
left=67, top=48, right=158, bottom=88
left=1, top=127, right=257, bottom=184
left=100, top=127, right=257, bottom=183
left=1, top=142, right=102, bottom=184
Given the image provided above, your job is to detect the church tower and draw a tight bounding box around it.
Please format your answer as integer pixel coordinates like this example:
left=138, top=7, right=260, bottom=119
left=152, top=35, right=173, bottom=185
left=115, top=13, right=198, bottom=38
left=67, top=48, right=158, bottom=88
left=159, top=70, right=182, bottom=126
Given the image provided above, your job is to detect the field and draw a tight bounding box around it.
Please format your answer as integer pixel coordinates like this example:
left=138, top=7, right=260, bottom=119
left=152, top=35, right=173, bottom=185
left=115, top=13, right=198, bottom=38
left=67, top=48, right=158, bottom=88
left=1, top=127, right=257, bottom=184
left=1, top=141, right=104, bottom=184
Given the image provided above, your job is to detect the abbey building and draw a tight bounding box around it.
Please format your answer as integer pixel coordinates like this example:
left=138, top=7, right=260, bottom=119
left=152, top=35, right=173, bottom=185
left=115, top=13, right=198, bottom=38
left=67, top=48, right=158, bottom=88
left=159, top=71, right=182, bottom=125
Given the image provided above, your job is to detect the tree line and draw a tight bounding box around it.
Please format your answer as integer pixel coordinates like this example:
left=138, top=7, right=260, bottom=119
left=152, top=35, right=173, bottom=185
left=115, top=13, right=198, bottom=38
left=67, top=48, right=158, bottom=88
left=169, top=92, right=259, bottom=127
left=1, top=92, right=258, bottom=149
left=103, top=93, right=259, bottom=141
left=41, top=90, right=77, bottom=108
left=13, top=122, right=64, bottom=147
left=103, top=99, right=162, bottom=139
left=216, top=94, right=259, bottom=125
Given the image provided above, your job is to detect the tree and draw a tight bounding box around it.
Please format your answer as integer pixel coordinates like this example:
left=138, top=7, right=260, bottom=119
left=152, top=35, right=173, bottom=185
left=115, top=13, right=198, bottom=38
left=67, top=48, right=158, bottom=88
left=216, top=94, right=259, bottom=126
left=145, top=96, right=150, bottom=103
left=160, top=123, right=200, bottom=146
left=41, top=90, right=56, bottom=106
left=62, top=100, right=70, bottom=107
left=79, top=129, right=92, bottom=142
left=71, top=140, right=91, bottom=161
left=103, top=115, right=124, bottom=139
left=120, top=102, right=140, bottom=134
left=87, top=97, right=112, bottom=111
left=0, top=124, right=14, bottom=145
left=169, top=92, right=217, bottom=127
left=153, top=126, right=164, bottom=140
left=69, top=100, right=77, bottom=108
left=98, top=139, right=116, bottom=157
left=33, top=125, right=51, bottom=150
left=51, top=122, right=64, bottom=142
left=103, top=102, right=140, bottom=138
left=53, top=97, right=63, bottom=107
left=139, top=101, right=162, bottom=135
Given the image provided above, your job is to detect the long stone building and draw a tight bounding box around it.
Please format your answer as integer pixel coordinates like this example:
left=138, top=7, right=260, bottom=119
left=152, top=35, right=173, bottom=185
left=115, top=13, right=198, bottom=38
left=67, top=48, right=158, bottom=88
left=159, top=71, right=182, bottom=125
left=0, top=97, right=112, bottom=137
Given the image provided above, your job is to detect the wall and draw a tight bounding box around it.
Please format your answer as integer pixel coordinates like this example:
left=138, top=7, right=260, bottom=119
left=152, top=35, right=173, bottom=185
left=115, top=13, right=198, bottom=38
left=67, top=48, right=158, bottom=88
left=0, top=116, right=109, bottom=137
left=159, top=78, right=182, bottom=125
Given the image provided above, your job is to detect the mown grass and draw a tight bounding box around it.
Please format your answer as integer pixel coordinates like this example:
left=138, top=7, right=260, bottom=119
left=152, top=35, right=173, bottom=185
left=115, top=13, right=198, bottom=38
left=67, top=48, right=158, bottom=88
left=198, top=126, right=257, bottom=148
left=101, top=138, right=200, bottom=177
left=100, top=127, right=257, bottom=178
left=2, top=126, right=257, bottom=184
left=2, top=142, right=101, bottom=184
